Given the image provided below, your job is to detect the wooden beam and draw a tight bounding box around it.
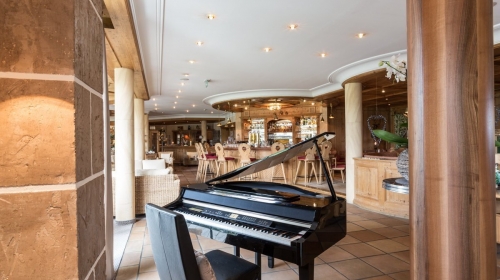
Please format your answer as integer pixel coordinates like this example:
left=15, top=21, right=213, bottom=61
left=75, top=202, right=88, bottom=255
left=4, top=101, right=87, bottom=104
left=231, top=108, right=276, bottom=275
left=103, top=0, right=149, bottom=100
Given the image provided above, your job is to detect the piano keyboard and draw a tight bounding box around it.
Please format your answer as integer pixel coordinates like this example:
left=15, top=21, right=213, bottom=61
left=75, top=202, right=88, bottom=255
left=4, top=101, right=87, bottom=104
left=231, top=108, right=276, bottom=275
left=173, top=199, right=311, bottom=246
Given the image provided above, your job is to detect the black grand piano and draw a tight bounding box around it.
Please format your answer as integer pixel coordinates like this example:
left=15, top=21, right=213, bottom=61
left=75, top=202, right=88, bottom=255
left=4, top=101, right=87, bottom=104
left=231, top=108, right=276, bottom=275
left=164, top=132, right=346, bottom=280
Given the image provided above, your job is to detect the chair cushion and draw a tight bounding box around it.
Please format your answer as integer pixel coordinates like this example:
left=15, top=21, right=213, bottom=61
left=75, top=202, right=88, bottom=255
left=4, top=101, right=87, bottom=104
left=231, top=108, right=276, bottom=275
left=194, top=250, right=216, bottom=280
left=224, top=157, right=236, bottom=160
left=205, top=155, right=217, bottom=159
left=205, top=250, right=260, bottom=280
left=250, top=158, right=257, bottom=161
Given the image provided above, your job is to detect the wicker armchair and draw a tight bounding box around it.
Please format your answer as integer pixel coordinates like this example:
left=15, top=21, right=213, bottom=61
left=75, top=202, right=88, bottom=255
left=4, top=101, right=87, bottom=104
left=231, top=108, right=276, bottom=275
left=112, top=169, right=181, bottom=215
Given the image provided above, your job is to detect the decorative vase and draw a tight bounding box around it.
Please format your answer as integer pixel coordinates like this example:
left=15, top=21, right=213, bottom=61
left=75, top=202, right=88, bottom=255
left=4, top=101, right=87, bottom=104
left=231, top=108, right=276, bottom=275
left=396, top=149, right=409, bottom=181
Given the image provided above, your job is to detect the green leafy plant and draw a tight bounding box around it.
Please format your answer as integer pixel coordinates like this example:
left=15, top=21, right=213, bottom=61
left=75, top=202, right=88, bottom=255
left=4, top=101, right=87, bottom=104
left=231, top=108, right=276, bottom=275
left=373, top=129, right=408, bottom=147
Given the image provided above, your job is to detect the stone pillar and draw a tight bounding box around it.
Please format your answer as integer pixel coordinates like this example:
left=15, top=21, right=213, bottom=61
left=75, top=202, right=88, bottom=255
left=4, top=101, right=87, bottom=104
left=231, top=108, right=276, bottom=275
left=0, top=0, right=106, bottom=278
left=114, top=68, right=135, bottom=223
left=201, top=120, right=207, bottom=142
left=144, top=113, right=149, bottom=152
left=344, top=83, right=363, bottom=203
left=134, top=98, right=144, bottom=166
left=407, top=0, right=495, bottom=278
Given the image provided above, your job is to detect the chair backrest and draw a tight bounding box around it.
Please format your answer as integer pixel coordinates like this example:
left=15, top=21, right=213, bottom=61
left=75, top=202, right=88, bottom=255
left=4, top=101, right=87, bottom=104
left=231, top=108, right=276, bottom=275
left=145, top=204, right=202, bottom=280
left=238, top=143, right=252, bottom=162
left=203, top=142, right=211, bottom=154
left=304, top=147, right=316, bottom=161
left=271, top=142, right=285, bottom=154
left=320, top=141, right=332, bottom=160
left=214, top=143, right=226, bottom=161
left=195, top=143, right=206, bottom=160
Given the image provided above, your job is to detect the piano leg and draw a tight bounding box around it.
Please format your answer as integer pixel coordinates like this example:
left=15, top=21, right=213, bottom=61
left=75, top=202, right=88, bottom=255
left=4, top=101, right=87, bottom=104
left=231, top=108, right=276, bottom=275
left=234, top=246, right=240, bottom=257
left=298, top=263, right=314, bottom=280
left=267, top=256, right=274, bottom=268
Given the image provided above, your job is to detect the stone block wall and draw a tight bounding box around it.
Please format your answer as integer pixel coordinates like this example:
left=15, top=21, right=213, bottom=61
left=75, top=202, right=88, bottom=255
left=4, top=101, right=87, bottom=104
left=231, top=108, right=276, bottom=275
left=0, top=0, right=106, bottom=279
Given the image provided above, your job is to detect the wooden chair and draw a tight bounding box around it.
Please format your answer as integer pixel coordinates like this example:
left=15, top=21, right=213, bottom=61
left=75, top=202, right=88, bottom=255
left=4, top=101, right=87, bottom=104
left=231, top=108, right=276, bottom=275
left=318, top=141, right=332, bottom=183
left=270, top=142, right=287, bottom=183
left=329, top=157, right=346, bottom=183
left=214, top=143, right=237, bottom=176
left=238, top=143, right=257, bottom=180
left=293, top=147, right=318, bottom=186
left=145, top=204, right=260, bottom=280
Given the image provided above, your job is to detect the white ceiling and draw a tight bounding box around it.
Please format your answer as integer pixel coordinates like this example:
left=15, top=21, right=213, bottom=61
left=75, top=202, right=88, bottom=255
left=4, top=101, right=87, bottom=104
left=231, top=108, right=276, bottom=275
left=130, top=0, right=500, bottom=117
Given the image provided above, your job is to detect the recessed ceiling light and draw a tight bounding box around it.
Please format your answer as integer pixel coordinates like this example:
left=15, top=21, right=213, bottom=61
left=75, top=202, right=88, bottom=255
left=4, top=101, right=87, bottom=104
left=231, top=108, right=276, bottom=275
left=244, top=107, right=248, bottom=110
left=196, top=41, right=203, bottom=46
left=192, top=104, right=196, bottom=107
left=186, top=110, right=189, bottom=112
left=288, top=24, right=298, bottom=30
left=155, top=103, right=157, bottom=106
left=173, top=106, right=176, bottom=109
left=178, top=90, right=181, bottom=93
left=311, top=102, right=315, bottom=105
left=207, top=14, right=216, bottom=20
left=234, top=104, right=237, bottom=107
left=181, top=82, right=184, bottom=86
left=183, top=73, right=189, bottom=77
left=303, top=99, right=306, bottom=102
left=211, top=111, right=213, bottom=114
left=264, top=47, right=272, bottom=52
left=357, top=33, right=365, bottom=38
left=153, top=98, right=155, bottom=101
left=174, top=101, right=177, bottom=104
left=388, top=103, right=391, bottom=106
left=189, top=60, right=195, bottom=64
left=381, top=89, right=385, bottom=93
left=320, top=53, right=327, bottom=58
left=155, top=108, right=158, bottom=110
left=176, top=96, right=179, bottom=98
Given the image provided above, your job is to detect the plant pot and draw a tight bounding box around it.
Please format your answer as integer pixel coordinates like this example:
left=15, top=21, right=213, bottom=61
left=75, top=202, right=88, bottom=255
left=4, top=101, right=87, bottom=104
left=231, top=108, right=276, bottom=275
left=396, top=149, right=409, bottom=181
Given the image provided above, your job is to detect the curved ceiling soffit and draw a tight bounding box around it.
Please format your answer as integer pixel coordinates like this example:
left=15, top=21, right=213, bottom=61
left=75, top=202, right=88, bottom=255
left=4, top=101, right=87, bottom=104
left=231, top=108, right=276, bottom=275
left=203, top=50, right=408, bottom=106
left=149, top=114, right=223, bottom=121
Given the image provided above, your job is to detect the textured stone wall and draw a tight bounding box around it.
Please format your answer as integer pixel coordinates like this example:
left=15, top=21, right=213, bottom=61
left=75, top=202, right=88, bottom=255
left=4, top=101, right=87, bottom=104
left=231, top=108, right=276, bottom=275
left=0, top=0, right=106, bottom=279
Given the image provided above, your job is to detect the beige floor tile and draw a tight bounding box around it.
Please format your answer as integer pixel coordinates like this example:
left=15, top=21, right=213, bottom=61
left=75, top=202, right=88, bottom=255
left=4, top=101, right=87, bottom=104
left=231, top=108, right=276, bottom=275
left=135, top=219, right=147, bottom=226
left=346, top=205, right=367, bottom=214
left=361, top=254, right=409, bottom=274
left=191, top=240, right=201, bottom=251
left=347, top=223, right=365, bottom=232
left=336, top=235, right=362, bottom=245
left=120, top=251, right=142, bottom=267
left=129, top=232, right=145, bottom=241
left=369, top=227, right=407, bottom=238
left=352, top=220, right=387, bottom=229
left=358, top=212, right=390, bottom=220
left=347, top=214, right=369, bottom=222
left=290, top=264, right=347, bottom=280
left=144, top=234, right=151, bottom=245
left=142, top=244, right=153, bottom=258
left=198, top=238, right=232, bottom=252
left=189, top=232, right=198, bottom=240
left=363, top=276, right=394, bottom=280
left=388, top=270, right=410, bottom=280
left=261, top=269, right=298, bottom=280
left=260, top=256, right=291, bottom=273
left=391, top=251, right=410, bottom=264
left=391, top=236, right=410, bottom=247
left=367, top=240, right=408, bottom=253
left=392, top=225, right=410, bottom=233
left=348, top=230, right=387, bottom=242
left=137, top=271, right=160, bottom=280
left=329, top=259, right=383, bottom=279
left=338, top=243, right=385, bottom=258
left=287, top=257, right=326, bottom=269
left=374, top=218, right=409, bottom=227
left=139, top=257, right=157, bottom=273
left=116, top=265, right=139, bottom=280
left=132, top=226, right=146, bottom=233
left=318, top=246, right=356, bottom=263
left=125, top=239, right=144, bottom=253
left=240, top=248, right=258, bottom=259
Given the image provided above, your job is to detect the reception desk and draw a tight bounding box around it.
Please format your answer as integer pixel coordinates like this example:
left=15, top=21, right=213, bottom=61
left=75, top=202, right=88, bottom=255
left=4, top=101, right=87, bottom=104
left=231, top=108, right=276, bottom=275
left=353, top=157, right=409, bottom=218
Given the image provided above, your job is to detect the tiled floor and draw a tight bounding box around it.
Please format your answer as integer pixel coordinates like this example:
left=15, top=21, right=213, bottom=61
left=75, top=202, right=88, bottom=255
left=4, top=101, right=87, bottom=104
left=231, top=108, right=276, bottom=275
left=114, top=165, right=500, bottom=280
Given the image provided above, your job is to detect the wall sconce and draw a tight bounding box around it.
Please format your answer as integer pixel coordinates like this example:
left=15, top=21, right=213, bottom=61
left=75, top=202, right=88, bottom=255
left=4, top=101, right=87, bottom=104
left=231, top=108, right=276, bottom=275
left=329, top=103, right=334, bottom=119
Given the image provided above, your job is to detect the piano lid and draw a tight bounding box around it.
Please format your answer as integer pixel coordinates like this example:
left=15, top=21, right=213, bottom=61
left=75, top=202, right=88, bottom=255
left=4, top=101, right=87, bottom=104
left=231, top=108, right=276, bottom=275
left=206, top=132, right=337, bottom=197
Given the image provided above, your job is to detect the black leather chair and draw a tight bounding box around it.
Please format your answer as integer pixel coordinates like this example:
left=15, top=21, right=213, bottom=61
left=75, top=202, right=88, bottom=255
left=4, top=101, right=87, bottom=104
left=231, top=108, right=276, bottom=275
left=145, top=203, right=261, bottom=280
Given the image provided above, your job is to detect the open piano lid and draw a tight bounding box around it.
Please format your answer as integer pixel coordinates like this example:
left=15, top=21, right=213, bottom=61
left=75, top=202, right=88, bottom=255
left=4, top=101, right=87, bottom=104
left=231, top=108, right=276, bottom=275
left=206, top=132, right=338, bottom=199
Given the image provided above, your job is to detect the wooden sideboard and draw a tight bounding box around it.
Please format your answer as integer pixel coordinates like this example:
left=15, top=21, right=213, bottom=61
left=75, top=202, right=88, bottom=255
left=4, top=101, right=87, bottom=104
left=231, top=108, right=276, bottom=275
left=353, top=157, right=409, bottom=218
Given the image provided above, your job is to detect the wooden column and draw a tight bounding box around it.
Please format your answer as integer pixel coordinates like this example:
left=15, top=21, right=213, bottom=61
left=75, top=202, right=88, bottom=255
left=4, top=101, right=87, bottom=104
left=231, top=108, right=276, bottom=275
left=407, top=0, right=496, bottom=278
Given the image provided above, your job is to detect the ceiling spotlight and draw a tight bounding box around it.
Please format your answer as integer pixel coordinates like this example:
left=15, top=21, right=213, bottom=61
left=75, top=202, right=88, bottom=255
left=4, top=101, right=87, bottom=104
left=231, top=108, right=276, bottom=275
left=181, top=82, right=184, bottom=86
left=176, top=96, right=179, bottom=98
left=381, top=89, right=385, bottom=93
left=173, top=106, right=176, bottom=109
left=178, top=90, right=181, bottom=93
left=311, top=102, right=315, bottom=105
left=234, top=104, right=238, bottom=107
left=186, top=110, right=189, bottom=112
left=388, top=103, right=391, bottom=106
left=155, top=108, right=158, bottom=110
left=196, top=41, right=203, bottom=46
left=264, top=47, right=272, bottom=52
left=155, top=103, right=157, bottom=106
left=320, top=53, right=327, bottom=58
left=192, top=104, right=196, bottom=107
left=357, top=33, right=365, bottom=38
left=288, top=24, right=298, bottom=30
left=189, top=60, right=195, bottom=64
left=303, top=99, right=306, bottom=102
left=183, top=73, right=189, bottom=77
left=211, top=111, right=213, bottom=114
left=174, top=101, right=177, bottom=104
left=153, top=98, right=155, bottom=101
left=244, top=107, right=248, bottom=110
left=207, top=14, right=216, bottom=20
left=385, top=97, right=388, bottom=101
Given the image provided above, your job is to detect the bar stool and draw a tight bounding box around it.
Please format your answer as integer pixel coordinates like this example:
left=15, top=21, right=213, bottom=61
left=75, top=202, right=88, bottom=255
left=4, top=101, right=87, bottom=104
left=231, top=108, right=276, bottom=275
left=270, top=142, right=287, bottom=184
left=197, top=143, right=217, bottom=181
left=318, top=140, right=332, bottom=183
left=293, top=147, right=318, bottom=186
left=194, top=143, right=203, bottom=181
left=329, top=157, right=346, bottom=183
left=238, top=143, right=257, bottom=180
left=214, top=143, right=237, bottom=176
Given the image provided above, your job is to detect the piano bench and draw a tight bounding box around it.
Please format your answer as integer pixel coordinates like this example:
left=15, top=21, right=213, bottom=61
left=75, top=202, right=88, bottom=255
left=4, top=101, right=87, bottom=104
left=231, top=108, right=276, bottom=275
left=205, top=250, right=261, bottom=280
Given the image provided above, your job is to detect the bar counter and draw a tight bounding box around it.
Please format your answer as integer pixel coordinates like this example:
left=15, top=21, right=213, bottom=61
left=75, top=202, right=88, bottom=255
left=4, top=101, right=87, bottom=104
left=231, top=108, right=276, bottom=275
left=353, top=157, right=409, bottom=218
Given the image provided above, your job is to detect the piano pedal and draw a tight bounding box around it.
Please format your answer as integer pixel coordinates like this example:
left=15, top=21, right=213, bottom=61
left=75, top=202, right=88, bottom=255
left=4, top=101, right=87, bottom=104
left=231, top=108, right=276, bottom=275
left=268, top=256, right=274, bottom=268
